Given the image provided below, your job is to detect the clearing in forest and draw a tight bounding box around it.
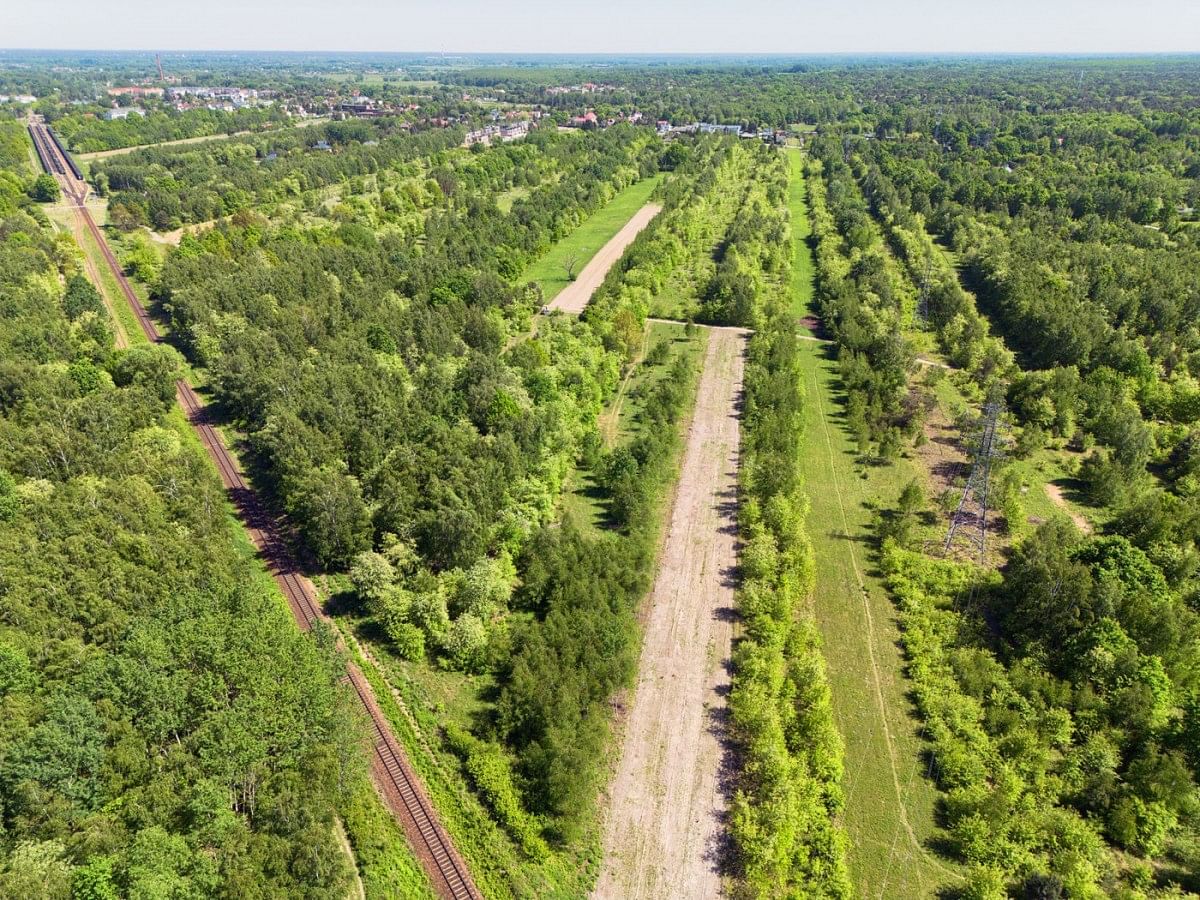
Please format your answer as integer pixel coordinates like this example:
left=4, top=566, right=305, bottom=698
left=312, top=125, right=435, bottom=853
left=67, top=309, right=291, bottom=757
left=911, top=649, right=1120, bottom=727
left=787, top=150, right=956, bottom=897
left=527, top=173, right=663, bottom=306
left=594, top=325, right=748, bottom=900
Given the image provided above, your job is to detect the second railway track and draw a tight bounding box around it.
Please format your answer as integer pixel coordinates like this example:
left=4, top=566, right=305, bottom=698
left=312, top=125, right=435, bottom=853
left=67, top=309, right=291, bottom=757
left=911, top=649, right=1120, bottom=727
left=29, top=121, right=482, bottom=900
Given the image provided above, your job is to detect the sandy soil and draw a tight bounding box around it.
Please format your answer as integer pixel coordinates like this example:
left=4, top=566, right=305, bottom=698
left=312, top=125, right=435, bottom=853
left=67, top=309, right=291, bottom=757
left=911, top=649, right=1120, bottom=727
left=147, top=219, right=217, bottom=246
left=1045, top=481, right=1093, bottom=534
left=915, top=404, right=971, bottom=506
left=549, top=203, right=662, bottom=314
left=594, top=325, right=748, bottom=900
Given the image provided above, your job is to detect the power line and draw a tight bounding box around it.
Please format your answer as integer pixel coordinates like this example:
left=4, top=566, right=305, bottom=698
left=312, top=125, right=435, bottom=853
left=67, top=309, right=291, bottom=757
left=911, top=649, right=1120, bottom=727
left=916, top=250, right=932, bottom=326
left=943, top=396, right=1005, bottom=561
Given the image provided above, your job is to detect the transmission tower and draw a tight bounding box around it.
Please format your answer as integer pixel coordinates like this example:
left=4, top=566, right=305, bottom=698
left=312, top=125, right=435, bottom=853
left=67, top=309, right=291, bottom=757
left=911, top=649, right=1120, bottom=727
left=944, top=396, right=1006, bottom=560
left=916, top=250, right=933, bottom=326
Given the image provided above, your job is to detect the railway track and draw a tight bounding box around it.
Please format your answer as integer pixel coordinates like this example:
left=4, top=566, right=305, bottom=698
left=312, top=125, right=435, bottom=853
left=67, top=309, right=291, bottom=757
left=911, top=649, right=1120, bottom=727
left=29, top=122, right=482, bottom=900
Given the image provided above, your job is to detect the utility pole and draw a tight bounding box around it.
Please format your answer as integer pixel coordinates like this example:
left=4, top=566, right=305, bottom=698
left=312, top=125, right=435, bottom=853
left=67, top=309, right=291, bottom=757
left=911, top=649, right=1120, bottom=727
left=944, top=396, right=1005, bottom=560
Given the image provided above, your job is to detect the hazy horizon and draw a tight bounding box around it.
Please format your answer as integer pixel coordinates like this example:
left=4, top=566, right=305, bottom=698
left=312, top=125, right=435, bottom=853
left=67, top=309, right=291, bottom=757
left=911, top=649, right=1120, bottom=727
left=8, top=0, right=1200, bottom=56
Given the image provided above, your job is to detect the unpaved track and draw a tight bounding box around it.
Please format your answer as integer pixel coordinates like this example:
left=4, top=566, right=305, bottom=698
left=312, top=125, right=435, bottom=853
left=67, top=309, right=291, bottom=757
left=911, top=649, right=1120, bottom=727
left=1045, top=482, right=1092, bottom=534
left=595, top=325, right=748, bottom=900
left=76, top=118, right=325, bottom=160
left=549, top=203, right=661, bottom=314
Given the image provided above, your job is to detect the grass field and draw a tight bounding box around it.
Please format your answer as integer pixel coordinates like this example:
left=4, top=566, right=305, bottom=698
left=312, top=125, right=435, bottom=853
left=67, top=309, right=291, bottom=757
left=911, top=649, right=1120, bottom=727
left=521, top=173, right=663, bottom=302
left=496, top=184, right=530, bottom=213
left=788, top=154, right=960, bottom=897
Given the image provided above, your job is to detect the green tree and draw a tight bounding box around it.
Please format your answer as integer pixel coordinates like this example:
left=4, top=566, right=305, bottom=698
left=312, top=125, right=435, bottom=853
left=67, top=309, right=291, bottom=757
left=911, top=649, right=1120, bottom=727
left=286, top=466, right=372, bottom=569
left=63, top=274, right=103, bottom=321
left=30, top=173, right=60, bottom=203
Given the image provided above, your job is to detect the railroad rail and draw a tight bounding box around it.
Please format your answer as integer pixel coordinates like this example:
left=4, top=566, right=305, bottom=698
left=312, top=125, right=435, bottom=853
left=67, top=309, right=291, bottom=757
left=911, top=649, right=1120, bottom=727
left=29, top=122, right=482, bottom=900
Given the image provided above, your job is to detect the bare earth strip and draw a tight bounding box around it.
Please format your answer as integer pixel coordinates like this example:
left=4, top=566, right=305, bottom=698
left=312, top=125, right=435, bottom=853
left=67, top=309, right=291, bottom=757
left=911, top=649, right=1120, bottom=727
left=595, top=325, right=748, bottom=900
left=548, top=203, right=662, bottom=314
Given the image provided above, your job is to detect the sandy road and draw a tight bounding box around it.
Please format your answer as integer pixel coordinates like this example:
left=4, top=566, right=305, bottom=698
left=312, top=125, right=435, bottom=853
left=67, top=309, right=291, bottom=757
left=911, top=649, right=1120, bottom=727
left=595, top=325, right=748, bottom=900
left=548, top=203, right=662, bottom=314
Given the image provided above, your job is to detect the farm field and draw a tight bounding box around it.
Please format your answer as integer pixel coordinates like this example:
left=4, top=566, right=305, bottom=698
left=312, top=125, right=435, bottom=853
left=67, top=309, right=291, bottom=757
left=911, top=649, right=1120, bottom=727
left=525, top=172, right=663, bottom=303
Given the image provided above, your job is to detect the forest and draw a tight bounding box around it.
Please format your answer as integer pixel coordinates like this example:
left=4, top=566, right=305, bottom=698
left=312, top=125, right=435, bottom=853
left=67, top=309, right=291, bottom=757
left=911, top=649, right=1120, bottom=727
left=53, top=105, right=293, bottom=154
left=5, top=51, right=1200, bottom=899
left=0, top=137, right=394, bottom=897
left=800, top=63, right=1200, bottom=897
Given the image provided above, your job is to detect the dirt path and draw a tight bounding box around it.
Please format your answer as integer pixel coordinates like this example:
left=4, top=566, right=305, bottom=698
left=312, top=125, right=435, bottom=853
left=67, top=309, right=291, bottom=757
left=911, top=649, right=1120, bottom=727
left=333, top=817, right=367, bottom=900
left=76, top=118, right=325, bottom=160
left=147, top=219, right=218, bottom=246
left=594, top=325, right=748, bottom=900
left=1045, top=482, right=1093, bottom=534
left=810, top=363, right=928, bottom=866
left=801, top=342, right=960, bottom=895
left=549, top=203, right=661, bottom=314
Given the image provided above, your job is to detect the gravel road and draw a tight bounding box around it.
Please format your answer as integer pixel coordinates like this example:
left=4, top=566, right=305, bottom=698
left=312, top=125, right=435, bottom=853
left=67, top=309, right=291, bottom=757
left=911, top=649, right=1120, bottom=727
left=594, top=325, right=748, bottom=899
left=549, top=203, right=662, bottom=314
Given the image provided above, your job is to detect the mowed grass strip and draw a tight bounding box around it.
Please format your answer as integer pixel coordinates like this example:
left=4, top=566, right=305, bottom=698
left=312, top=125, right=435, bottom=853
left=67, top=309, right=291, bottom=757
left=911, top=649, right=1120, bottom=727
left=786, top=148, right=816, bottom=325
left=788, top=156, right=957, bottom=897
left=522, top=173, right=663, bottom=302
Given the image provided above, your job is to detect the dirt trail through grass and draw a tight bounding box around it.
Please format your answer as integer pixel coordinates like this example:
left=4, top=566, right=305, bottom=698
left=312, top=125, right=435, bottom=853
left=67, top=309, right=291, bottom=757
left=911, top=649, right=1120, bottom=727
left=787, top=149, right=955, bottom=897
left=1045, top=482, right=1093, bottom=533
left=75, top=118, right=325, bottom=160
left=594, top=325, right=748, bottom=900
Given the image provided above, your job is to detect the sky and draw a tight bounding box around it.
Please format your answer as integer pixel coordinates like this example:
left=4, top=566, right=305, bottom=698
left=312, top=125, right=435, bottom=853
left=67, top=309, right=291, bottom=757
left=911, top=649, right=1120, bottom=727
left=8, top=0, right=1200, bottom=55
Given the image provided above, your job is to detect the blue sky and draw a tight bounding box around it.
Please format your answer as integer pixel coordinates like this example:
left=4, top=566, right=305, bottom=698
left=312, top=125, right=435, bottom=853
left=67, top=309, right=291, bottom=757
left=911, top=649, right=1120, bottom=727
left=10, top=0, right=1200, bottom=54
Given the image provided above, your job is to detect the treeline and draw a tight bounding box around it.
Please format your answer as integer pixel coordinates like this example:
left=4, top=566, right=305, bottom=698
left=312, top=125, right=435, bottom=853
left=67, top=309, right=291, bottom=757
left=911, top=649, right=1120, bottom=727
left=153, top=127, right=655, bottom=670
left=590, top=136, right=750, bottom=324
left=698, top=142, right=791, bottom=327
left=492, top=345, right=697, bottom=841
left=125, top=126, right=682, bottom=889
left=856, top=86, right=1200, bottom=895
left=0, top=205, right=379, bottom=895
left=90, top=118, right=466, bottom=229
left=857, top=102, right=1200, bottom=596
left=729, top=302, right=852, bottom=897
left=807, top=146, right=920, bottom=458
left=855, top=156, right=1014, bottom=386
left=590, top=135, right=783, bottom=328
left=56, top=104, right=291, bottom=154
